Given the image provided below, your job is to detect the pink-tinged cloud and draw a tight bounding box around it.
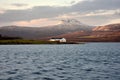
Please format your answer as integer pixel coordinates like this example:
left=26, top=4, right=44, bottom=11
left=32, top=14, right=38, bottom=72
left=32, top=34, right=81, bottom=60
left=13, top=18, right=60, bottom=27
left=106, top=19, right=120, bottom=25
left=0, top=10, right=5, bottom=14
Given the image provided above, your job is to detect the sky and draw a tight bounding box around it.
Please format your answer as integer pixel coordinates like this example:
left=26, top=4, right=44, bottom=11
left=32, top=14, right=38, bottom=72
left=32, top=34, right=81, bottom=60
left=0, top=0, right=120, bottom=27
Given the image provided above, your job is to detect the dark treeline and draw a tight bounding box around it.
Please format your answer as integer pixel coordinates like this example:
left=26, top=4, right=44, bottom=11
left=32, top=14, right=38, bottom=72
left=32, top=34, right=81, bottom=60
left=0, top=34, right=22, bottom=40
left=0, top=34, right=61, bottom=44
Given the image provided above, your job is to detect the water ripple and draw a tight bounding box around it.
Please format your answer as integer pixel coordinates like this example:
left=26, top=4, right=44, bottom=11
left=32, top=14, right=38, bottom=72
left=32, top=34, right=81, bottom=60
left=0, top=43, right=120, bottom=80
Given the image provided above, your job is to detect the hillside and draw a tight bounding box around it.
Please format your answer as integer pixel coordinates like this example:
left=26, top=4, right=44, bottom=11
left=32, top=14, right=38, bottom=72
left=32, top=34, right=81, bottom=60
left=0, top=20, right=120, bottom=42
left=50, top=23, right=120, bottom=42
left=0, top=19, right=92, bottom=39
left=93, top=23, right=120, bottom=31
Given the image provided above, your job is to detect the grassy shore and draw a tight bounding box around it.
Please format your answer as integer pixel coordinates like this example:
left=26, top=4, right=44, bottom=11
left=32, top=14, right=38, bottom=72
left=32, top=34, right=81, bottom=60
left=0, top=39, right=60, bottom=44
left=0, top=39, right=83, bottom=44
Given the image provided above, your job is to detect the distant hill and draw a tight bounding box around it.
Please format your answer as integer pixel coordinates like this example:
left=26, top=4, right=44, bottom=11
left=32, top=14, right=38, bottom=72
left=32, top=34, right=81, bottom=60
left=0, top=19, right=92, bottom=39
left=93, top=23, right=120, bottom=31
left=0, top=19, right=120, bottom=42
left=50, top=23, right=120, bottom=42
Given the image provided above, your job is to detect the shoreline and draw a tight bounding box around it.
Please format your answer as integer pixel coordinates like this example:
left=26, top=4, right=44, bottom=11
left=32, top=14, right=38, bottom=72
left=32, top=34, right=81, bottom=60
left=0, top=39, right=120, bottom=45
left=0, top=39, right=85, bottom=45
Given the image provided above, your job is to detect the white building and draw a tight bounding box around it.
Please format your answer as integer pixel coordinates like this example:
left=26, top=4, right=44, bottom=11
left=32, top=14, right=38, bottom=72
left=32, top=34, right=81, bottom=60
left=49, top=38, right=66, bottom=42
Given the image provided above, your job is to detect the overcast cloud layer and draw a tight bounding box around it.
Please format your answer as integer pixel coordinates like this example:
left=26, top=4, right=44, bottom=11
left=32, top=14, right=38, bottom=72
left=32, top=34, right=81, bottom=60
left=0, top=0, right=120, bottom=26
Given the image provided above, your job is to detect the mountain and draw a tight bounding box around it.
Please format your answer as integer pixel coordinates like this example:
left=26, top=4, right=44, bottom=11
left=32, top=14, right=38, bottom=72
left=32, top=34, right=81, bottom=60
left=52, top=23, right=120, bottom=42
left=0, top=19, right=120, bottom=42
left=0, top=19, right=92, bottom=39
left=57, top=19, right=92, bottom=31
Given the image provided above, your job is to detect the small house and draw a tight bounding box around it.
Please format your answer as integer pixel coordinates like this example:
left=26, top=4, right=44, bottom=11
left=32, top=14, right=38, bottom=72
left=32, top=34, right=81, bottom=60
left=49, top=38, right=66, bottom=42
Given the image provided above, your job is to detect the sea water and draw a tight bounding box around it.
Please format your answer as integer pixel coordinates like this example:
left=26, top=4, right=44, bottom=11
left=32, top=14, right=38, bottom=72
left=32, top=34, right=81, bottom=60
left=0, top=43, right=120, bottom=80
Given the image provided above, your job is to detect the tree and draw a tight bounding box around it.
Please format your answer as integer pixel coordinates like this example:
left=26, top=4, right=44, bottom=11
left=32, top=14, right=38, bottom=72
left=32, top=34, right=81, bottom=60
left=0, top=34, right=2, bottom=38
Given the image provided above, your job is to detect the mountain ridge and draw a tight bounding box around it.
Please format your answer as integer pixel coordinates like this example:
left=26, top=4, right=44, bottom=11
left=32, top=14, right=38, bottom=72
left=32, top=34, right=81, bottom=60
left=0, top=19, right=120, bottom=42
left=93, top=23, right=120, bottom=31
left=0, top=19, right=93, bottom=39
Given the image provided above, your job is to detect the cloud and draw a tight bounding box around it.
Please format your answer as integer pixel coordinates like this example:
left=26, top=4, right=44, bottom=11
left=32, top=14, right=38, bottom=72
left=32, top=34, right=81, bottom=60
left=83, top=9, right=120, bottom=17
left=70, top=1, right=76, bottom=4
left=55, top=10, right=120, bottom=26
left=71, top=0, right=120, bottom=12
left=0, top=0, right=120, bottom=26
left=12, top=18, right=60, bottom=27
left=0, top=6, right=69, bottom=22
left=11, top=3, right=28, bottom=7
left=106, top=19, right=120, bottom=25
left=0, top=10, right=5, bottom=14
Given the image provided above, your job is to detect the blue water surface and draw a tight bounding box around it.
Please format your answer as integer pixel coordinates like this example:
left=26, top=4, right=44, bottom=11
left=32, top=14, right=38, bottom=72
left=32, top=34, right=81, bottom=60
left=0, top=43, right=120, bottom=80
